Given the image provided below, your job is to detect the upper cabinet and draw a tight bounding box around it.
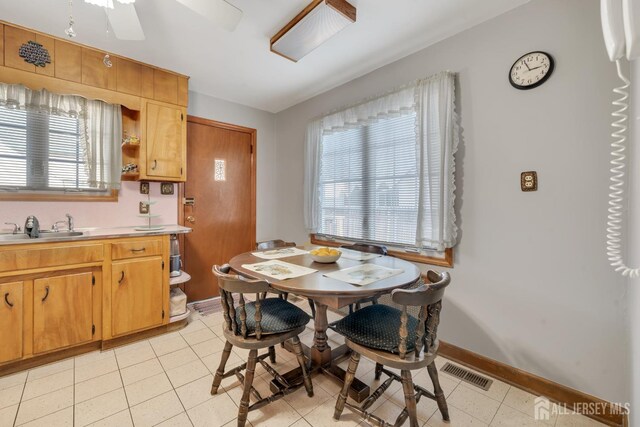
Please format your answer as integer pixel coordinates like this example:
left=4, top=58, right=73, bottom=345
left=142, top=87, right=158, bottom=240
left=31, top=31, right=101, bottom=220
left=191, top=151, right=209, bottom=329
left=82, top=48, right=117, bottom=90
left=0, top=25, right=4, bottom=66
left=54, top=40, right=82, bottom=83
left=145, top=101, right=187, bottom=180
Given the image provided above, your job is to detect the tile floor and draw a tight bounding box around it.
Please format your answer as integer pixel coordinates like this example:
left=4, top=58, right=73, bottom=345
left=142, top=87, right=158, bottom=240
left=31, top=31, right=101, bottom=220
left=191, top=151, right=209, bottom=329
left=0, top=300, right=606, bottom=427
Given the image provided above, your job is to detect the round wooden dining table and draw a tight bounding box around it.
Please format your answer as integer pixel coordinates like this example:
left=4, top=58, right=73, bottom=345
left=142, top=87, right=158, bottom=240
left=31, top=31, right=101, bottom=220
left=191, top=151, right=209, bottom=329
left=229, top=246, right=421, bottom=400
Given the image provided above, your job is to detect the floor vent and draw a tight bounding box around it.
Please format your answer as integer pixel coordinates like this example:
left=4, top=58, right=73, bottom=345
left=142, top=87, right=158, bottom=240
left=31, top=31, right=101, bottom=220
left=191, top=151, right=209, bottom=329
left=441, top=362, right=493, bottom=391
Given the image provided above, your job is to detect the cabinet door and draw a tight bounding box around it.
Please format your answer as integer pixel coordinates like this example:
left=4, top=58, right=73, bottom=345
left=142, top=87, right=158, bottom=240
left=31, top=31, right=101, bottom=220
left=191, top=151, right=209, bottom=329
left=33, top=272, right=93, bottom=354
left=54, top=40, right=82, bottom=83
left=111, top=257, right=164, bottom=336
left=0, top=282, right=23, bottom=364
left=116, top=57, right=142, bottom=96
left=4, top=26, right=36, bottom=72
left=146, top=102, right=186, bottom=180
left=82, top=48, right=117, bottom=90
left=0, top=25, right=5, bottom=67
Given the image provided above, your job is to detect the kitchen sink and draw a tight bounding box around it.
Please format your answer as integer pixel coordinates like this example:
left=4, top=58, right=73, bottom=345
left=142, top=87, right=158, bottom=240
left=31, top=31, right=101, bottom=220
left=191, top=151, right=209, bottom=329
left=0, top=231, right=85, bottom=241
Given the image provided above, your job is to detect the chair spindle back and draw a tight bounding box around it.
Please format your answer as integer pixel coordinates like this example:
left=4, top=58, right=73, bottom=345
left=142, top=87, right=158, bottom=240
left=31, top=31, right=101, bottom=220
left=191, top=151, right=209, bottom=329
left=213, top=265, right=271, bottom=340
left=391, top=270, right=450, bottom=359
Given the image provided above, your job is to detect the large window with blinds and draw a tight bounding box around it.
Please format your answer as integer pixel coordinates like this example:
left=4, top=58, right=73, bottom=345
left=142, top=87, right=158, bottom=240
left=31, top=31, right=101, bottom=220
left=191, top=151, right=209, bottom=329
left=318, top=112, right=419, bottom=247
left=0, top=105, right=101, bottom=193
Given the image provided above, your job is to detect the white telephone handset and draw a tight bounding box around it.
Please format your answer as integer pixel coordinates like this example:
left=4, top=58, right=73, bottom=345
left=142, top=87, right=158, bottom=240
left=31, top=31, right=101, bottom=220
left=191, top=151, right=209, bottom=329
left=601, top=0, right=640, bottom=277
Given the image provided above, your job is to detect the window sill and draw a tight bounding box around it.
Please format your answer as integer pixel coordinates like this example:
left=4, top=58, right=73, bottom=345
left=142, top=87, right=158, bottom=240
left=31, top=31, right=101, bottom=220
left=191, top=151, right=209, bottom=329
left=0, top=189, right=118, bottom=202
left=310, top=234, right=454, bottom=268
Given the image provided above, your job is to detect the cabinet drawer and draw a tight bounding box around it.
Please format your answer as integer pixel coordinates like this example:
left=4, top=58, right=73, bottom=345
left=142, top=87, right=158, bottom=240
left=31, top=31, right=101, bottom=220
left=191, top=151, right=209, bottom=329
left=0, top=244, right=104, bottom=273
left=111, top=239, right=163, bottom=260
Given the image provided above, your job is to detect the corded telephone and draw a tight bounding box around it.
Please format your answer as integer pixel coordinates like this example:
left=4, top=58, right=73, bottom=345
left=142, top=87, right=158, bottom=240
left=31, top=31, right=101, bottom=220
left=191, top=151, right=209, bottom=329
left=601, top=0, right=640, bottom=277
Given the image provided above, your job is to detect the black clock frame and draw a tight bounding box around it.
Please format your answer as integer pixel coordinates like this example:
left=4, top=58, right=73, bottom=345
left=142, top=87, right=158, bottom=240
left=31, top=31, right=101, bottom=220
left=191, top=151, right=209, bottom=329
left=509, top=51, right=555, bottom=90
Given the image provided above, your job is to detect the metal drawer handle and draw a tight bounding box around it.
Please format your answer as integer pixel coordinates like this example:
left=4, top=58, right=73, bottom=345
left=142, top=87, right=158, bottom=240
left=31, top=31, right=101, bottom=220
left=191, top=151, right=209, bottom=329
left=118, top=271, right=125, bottom=284
left=151, top=160, right=157, bottom=170
left=42, top=286, right=50, bottom=302
left=4, top=292, right=13, bottom=308
left=131, top=247, right=146, bottom=253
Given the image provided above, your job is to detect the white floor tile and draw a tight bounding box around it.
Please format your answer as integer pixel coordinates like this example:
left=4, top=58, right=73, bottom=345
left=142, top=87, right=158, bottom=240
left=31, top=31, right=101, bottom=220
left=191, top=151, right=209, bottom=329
left=14, top=385, right=73, bottom=425
left=156, top=412, right=194, bottom=427
left=490, top=404, right=553, bottom=426
left=501, top=387, right=557, bottom=424
left=75, top=350, right=115, bottom=368
left=114, top=342, right=156, bottom=369
left=426, top=404, right=487, bottom=426
left=19, top=406, right=73, bottom=427
left=150, top=333, right=189, bottom=356
left=74, top=356, right=119, bottom=383
left=74, top=388, right=128, bottom=427
left=247, top=398, right=301, bottom=427
left=22, top=369, right=73, bottom=401
left=165, top=359, right=210, bottom=388
left=0, top=372, right=27, bottom=391
left=182, top=327, right=217, bottom=346
left=176, top=374, right=215, bottom=410
left=86, top=409, right=133, bottom=427
left=0, top=383, right=24, bottom=410
left=186, top=393, right=239, bottom=427
left=119, top=358, right=163, bottom=386
left=447, top=384, right=501, bottom=424
left=75, top=371, right=123, bottom=404
left=190, top=337, right=228, bottom=359
left=0, top=404, right=18, bottom=427
left=130, top=390, right=184, bottom=427
left=304, top=397, right=364, bottom=427
left=124, top=372, right=173, bottom=406
left=27, top=359, right=74, bottom=382
left=555, top=412, right=608, bottom=426
left=159, top=347, right=199, bottom=371
left=283, top=380, right=332, bottom=416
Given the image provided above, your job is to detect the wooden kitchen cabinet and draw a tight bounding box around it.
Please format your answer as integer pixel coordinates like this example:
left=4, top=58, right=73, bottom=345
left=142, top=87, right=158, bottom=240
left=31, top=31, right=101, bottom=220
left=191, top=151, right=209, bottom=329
left=111, top=257, right=164, bottom=337
left=33, top=272, right=94, bottom=354
left=54, top=39, right=82, bottom=83
left=0, top=25, right=5, bottom=66
left=82, top=47, right=117, bottom=90
left=116, top=57, right=142, bottom=96
left=145, top=101, right=186, bottom=180
left=4, top=26, right=36, bottom=72
left=0, top=281, right=23, bottom=364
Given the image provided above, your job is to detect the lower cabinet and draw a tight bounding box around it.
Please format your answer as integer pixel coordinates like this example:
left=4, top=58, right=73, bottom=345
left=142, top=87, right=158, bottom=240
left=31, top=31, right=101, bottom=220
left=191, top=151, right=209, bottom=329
left=0, top=281, right=23, bottom=364
left=33, top=272, right=94, bottom=354
left=111, top=257, right=164, bottom=336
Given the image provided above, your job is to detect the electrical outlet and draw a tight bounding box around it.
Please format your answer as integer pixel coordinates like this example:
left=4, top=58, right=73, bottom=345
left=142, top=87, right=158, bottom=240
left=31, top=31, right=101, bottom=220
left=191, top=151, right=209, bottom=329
left=139, top=202, right=150, bottom=214
left=521, top=171, right=537, bottom=192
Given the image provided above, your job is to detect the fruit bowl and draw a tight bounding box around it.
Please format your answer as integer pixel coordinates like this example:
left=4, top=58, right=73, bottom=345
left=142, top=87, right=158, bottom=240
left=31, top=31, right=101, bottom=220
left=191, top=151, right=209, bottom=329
left=309, top=247, right=342, bottom=263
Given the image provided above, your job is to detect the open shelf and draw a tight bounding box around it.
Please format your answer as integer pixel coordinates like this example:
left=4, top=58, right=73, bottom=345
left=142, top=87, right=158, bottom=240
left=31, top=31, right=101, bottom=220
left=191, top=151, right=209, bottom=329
left=170, top=271, right=191, bottom=286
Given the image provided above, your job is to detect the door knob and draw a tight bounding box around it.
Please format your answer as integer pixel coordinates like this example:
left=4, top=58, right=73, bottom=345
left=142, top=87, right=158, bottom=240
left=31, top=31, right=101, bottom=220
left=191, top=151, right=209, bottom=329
left=186, top=216, right=195, bottom=224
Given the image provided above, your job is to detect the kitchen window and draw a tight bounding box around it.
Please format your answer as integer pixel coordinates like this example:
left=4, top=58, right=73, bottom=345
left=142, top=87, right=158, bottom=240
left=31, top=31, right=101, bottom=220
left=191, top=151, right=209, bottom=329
left=305, top=72, right=459, bottom=264
left=0, top=83, right=122, bottom=200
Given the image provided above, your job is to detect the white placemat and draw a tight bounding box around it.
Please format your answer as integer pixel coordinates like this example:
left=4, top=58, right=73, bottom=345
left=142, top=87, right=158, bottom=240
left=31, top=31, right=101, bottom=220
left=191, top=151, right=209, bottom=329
left=242, top=260, right=317, bottom=280
left=324, top=264, right=404, bottom=286
left=251, top=247, right=309, bottom=260
left=339, top=248, right=382, bottom=261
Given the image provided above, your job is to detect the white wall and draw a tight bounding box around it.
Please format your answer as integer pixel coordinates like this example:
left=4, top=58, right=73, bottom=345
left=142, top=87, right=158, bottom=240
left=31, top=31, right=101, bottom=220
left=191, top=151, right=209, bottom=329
left=187, top=92, right=278, bottom=241
left=274, top=0, right=630, bottom=403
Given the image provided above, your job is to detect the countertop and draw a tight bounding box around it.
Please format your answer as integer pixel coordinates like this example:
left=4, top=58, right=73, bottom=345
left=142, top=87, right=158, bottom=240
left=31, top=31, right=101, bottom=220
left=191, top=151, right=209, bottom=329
left=0, top=224, right=192, bottom=246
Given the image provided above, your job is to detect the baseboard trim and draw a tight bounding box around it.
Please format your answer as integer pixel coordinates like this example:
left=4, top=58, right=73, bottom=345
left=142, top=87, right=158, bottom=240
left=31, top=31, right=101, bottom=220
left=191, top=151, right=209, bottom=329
left=438, top=341, right=629, bottom=427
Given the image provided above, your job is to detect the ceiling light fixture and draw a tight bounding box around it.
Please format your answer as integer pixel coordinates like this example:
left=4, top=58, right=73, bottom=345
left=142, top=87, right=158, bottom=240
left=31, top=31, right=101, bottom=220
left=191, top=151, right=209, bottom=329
left=84, top=0, right=135, bottom=9
left=270, top=0, right=356, bottom=62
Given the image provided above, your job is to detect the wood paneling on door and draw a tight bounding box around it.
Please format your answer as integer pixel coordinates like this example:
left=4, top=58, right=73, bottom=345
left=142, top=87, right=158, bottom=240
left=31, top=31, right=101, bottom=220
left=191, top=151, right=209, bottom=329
left=153, top=69, right=178, bottom=104
left=82, top=48, right=116, bottom=90
left=54, top=40, right=82, bottom=83
left=141, top=66, right=154, bottom=98
left=116, top=57, right=142, bottom=96
left=0, top=25, right=4, bottom=67
left=178, top=76, right=189, bottom=107
left=0, top=281, right=23, bottom=364
left=33, top=272, right=93, bottom=354
left=146, top=102, right=185, bottom=179
left=34, top=34, right=55, bottom=77
left=4, top=26, right=36, bottom=72
left=183, top=118, right=256, bottom=301
left=111, top=257, right=164, bottom=336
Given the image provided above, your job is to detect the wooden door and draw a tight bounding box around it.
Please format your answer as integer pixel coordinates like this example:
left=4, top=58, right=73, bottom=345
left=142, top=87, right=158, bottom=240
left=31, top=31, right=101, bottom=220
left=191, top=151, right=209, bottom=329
left=0, top=281, right=23, bottom=363
left=146, top=101, right=186, bottom=180
left=182, top=118, right=256, bottom=301
left=111, top=257, right=164, bottom=336
left=33, top=273, right=93, bottom=354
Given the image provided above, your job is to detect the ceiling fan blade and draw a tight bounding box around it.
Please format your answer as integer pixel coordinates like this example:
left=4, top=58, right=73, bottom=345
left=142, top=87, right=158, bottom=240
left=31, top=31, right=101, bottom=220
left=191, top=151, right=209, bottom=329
left=175, top=0, right=243, bottom=32
left=105, top=2, right=145, bottom=40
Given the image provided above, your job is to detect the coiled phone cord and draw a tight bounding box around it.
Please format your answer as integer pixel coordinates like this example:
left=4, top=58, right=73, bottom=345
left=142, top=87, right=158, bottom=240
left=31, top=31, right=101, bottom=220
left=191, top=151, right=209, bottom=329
left=607, top=60, right=640, bottom=278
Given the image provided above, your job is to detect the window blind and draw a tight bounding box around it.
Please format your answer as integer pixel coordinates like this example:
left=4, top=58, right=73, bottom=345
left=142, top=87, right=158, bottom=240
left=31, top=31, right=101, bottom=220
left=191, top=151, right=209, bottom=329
left=0, top=105, right=98, bottom=192
left=318, top=112, right=420, bottom=247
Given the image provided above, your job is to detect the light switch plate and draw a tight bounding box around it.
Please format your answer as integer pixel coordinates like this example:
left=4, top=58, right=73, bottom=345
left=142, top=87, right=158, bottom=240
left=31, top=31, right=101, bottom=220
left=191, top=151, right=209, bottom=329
left=521, top=171, right=537, bottom=192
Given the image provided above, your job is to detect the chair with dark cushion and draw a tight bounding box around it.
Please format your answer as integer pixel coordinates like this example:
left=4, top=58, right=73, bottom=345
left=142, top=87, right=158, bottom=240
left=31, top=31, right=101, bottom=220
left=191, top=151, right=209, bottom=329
left=340, top=243, right=388, bottom=314
left=256, top=239, right=317, bottom=319
left=211, top=265, right=314, bottom=427
left=331, top=270, right=451, bottom=427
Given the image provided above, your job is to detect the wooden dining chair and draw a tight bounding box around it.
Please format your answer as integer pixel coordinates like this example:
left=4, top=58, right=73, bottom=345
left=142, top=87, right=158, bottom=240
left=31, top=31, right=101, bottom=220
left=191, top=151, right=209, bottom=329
left=331, top=270, right=451, bottom=427
left=211, top=265, right=314, bottom=427
left=340, top=243, right=388, bottom=314
left=256, top=239, right=317, bottom=319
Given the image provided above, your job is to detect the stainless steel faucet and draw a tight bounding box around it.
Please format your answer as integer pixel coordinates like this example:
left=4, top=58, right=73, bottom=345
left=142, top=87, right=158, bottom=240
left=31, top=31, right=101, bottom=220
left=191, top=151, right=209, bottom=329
left=66, top=213, right=74, bottom=232
left=24, top=216, right=40, bottom=238
left=51, top=214, right=73, bottom=232
left=4, top=223, right=21, bottom=234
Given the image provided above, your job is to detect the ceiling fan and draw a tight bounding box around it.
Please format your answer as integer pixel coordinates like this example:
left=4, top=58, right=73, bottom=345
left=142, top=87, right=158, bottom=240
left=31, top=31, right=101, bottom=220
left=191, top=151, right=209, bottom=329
left=82, top=0, right=243, bottom=40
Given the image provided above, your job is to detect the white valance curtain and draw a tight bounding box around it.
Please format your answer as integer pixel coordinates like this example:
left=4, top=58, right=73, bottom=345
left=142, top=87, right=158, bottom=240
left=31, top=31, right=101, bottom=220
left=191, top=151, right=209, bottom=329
left=304, top=71, right=459, bottom=250
left=0, top=83, right=122, bottom=190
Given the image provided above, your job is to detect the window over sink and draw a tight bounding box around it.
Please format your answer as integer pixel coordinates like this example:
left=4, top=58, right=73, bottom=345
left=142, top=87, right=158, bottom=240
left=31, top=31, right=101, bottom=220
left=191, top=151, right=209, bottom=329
left=0, top=83, right=122, bottom=201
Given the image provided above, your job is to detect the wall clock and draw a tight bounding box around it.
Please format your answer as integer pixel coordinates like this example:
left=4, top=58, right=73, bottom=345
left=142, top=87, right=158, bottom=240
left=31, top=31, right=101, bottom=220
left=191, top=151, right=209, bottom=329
left=509, top=51, right=554, bottom=90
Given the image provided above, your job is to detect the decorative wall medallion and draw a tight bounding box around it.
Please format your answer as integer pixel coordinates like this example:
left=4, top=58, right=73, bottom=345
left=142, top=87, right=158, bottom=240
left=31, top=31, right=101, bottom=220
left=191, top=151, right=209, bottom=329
left=19, top=41, right=51, bottom=67
left=140, top=182, right=150, bottom=194
left=160, top=182, right=174, bottom=195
